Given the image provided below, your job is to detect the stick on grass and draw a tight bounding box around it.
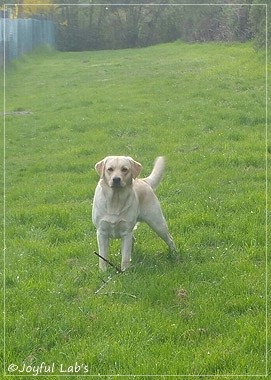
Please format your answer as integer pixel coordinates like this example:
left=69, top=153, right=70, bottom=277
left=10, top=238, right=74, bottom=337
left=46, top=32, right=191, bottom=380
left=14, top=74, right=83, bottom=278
left=94, top=251, right=122, bottom=273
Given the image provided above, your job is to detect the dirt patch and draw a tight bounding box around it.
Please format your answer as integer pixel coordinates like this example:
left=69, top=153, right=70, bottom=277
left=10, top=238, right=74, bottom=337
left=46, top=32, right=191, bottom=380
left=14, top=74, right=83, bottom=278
left=2, top=110, right=33, bottom=116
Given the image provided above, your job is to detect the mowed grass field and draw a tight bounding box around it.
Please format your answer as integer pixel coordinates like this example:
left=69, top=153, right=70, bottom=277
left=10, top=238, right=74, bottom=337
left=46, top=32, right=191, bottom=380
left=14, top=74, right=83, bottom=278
left=2, top=42, right=269, bottom=377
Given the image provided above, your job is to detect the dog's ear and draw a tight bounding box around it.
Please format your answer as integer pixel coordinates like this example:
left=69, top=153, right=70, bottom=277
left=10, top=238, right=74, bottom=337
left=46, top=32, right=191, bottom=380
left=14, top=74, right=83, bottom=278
left=95, top=159, right=105, bottom=177
left=128, top=157, right=142, bottom=178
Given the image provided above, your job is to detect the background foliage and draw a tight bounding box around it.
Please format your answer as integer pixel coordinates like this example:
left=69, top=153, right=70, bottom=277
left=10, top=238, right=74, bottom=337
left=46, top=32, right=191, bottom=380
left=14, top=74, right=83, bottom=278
left=2, top=0, right=270, bottom=51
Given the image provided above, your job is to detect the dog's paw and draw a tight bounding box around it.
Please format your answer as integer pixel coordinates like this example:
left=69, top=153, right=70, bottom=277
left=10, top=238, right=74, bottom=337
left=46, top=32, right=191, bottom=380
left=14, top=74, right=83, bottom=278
left=168, top=246, right=181, bottom=261
left=99, top=262, right=108, bottom=271
left=121, top=261, right=131, bottom=272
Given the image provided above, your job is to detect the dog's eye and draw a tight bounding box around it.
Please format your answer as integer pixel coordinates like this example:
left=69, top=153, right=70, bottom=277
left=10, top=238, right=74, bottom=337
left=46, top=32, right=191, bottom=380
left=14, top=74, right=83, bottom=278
left=107, top=167, right=114, bottom=172
left=121, top=167, right=128, bottom=173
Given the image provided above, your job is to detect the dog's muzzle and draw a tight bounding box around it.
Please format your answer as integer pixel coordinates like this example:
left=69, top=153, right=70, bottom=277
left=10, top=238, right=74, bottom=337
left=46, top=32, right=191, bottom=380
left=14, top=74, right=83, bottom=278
left=112, top=177, right=122, bottom=188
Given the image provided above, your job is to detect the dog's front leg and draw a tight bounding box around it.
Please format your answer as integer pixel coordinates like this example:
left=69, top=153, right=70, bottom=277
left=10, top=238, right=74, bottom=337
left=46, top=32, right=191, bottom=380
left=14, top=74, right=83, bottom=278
left=97, top=230, right=109, bottom=271
left=121, top=233, right=133, bottom=271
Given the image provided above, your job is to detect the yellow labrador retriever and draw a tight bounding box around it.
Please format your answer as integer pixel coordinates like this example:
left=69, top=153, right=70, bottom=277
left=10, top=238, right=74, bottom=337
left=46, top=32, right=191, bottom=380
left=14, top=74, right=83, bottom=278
left=92, top=156, right=176, bottom=271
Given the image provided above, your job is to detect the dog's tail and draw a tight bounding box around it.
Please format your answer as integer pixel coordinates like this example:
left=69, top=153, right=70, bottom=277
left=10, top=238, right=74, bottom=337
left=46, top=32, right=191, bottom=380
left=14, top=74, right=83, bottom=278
left=144, top=156, right=165, bottom=191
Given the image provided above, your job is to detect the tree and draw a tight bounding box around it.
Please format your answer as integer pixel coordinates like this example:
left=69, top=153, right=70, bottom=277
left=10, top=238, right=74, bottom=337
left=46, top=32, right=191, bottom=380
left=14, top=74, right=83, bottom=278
left=51, top=1, right=269, bottom=52
left=249, top=2, right=270, bottom=49
left=17, top=0, right=54, bottom=19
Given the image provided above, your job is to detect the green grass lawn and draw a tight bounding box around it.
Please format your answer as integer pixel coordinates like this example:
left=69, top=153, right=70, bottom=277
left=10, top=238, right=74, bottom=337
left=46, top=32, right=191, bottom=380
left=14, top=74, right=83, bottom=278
left=2, top=41, right=269, bottom=378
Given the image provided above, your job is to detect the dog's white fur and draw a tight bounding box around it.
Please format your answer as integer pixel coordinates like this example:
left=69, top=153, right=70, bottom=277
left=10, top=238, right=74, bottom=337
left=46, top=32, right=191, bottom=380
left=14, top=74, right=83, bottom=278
left=92, top=156, right=176, bottom=271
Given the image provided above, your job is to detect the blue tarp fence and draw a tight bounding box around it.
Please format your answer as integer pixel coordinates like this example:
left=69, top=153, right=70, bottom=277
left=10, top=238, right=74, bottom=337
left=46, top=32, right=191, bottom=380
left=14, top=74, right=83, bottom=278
left=0, top=18, right=55, bottom=65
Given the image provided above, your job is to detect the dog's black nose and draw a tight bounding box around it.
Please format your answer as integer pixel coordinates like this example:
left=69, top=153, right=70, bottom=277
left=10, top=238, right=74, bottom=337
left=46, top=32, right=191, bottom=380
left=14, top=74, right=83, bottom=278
left=112, top=177, right=121, bottom=187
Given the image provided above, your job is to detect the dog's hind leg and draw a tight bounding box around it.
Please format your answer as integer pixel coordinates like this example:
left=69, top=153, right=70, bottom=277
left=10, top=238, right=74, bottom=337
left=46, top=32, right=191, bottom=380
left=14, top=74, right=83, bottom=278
left=144, top=211, right=176, bottom=252
left=153, top=223, right=176, bottom=252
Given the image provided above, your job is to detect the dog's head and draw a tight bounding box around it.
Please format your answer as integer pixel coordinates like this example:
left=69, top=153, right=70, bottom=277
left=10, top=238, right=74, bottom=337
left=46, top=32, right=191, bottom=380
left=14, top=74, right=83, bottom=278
left=95, top=156, right=142, bottom=188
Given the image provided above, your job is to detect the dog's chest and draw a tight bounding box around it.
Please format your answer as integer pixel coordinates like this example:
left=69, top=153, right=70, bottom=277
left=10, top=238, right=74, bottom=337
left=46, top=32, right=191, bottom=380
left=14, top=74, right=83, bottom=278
left=98, top=208, right=136, bottom=237
left=93, top=187, right=138, bottom=238
left=101, top=218, right=131, bottom=238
